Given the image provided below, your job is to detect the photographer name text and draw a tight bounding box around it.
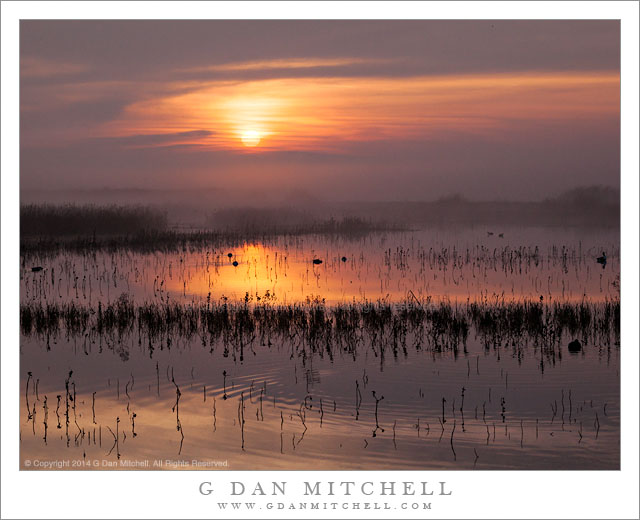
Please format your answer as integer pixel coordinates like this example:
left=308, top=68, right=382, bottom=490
left=200, top=480, right=452, bottom=497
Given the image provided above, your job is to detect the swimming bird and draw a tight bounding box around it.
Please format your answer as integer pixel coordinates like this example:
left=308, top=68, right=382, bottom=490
left=312, top=258, right=323, bottom=265
left=232, top=260, right=238, bottom=267
left=568, top=339, right=582, bottom=353
left=227, top=253, right=233, bottom=259
left=596, top=252, right=607, bottom=268
left=498, top=233, right=504, bottom=238
left=487, top=232, right=494, bottom=236
left=31, top=266, right=43, bottom=272
left=341, top=256, right=347, bottom=262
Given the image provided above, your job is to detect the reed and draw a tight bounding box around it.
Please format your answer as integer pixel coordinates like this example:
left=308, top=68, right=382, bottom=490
left=19, top=297, right=620, bottom=363
left=21, top=204, right=168, bottom=237
left=22, top=212, right=404, bottom=258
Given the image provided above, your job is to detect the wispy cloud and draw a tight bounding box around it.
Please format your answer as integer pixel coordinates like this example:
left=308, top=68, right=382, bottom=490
left=21, top=57, right=90, bottom=79
left=103, top=129, right=215, bottom=148
left=179, top=57, right=393, bottom=74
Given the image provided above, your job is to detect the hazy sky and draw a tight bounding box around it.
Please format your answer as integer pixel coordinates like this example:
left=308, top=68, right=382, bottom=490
left=20, top=20, right=620, bottom=201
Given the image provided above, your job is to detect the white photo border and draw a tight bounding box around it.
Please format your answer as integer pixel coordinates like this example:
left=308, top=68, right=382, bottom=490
left=2, top=2, right=638, bottom=519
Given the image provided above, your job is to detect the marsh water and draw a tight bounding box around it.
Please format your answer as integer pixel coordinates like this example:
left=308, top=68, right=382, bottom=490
left=20, top=226, right=620, bottom=470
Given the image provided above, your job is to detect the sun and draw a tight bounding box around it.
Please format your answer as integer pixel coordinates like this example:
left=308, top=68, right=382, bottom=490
left=241, top=130, right=262, bottom=147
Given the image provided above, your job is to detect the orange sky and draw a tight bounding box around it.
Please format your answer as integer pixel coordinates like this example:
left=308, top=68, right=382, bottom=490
left=97, top=69, right=619, bottom=152
left=20, top=21, right=620, bottom=200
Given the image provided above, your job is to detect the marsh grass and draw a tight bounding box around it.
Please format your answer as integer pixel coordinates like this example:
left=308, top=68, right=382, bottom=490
left=21, top=204, right=168, bottom=237
left=20, top=296, right=619, bottom=366
left=21, top=205, right=406, bottom=258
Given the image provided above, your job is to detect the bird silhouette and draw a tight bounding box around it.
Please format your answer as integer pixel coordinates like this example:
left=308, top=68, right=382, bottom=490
left=596, top=252, right=607, bottom=269
left=568, top=339, right=582, bottom=353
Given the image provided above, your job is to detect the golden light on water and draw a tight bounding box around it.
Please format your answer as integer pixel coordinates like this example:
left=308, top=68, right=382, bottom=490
left=154, top=241, right=619, bottom=306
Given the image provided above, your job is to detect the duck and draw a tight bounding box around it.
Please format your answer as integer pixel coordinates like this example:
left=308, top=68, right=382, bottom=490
left=341, top=256, right=347, bottom=262
left=568, top=339, right=582, bottom=353
left=232, top=260, right=238, bottom=267
left=312, top=259, right=323, bottom=265
left=31, top=266, right=43, bottom=272
left=596, top=252, right=607, bottom=268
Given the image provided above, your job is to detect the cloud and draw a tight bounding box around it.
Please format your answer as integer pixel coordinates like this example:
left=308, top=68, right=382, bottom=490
left=171, top=57, right=409, bottom=83
left=99, top=130, right=216, bottom=148
left=21, top=56, right=89, bottom=79
left=180, top=57, right=391, bottom=73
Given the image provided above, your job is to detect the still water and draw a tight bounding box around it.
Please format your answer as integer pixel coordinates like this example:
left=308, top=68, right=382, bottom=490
left=20, top=227, right=620, bottom=470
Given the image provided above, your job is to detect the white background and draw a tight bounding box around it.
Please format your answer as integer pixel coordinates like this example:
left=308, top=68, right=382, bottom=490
left=2, top=2, right=638, bottom=519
